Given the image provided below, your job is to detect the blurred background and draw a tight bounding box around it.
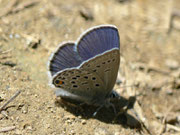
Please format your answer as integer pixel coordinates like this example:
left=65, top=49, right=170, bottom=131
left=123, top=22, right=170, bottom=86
left=0, top=0, right=180, bottom=134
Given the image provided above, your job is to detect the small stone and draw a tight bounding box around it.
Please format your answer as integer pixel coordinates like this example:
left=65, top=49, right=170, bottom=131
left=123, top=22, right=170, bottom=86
left=151, top=105, right=164, bottom=119
left=165, top=89, right=173, bottom=95
left=0, top=113, right=4, bottom=120
left=0, top=98, right=3, bottom=103
left=165, top=113, right=177, bottom=124
left=150, top=120, right=164, bottom=135
left=165, top=59, right=179, bottom=70
left=24, top=34, right=41, bottom=49
left=14, top=34, right=20, bottom=38
left=15, top=129, right=22, bottom=134
left=173, top=79, right=180, bottom=89
left=81, top=119, right=86, bottom=125
left=171, top=69, right=180, bottom=78
left=79, top=7, right=94, bottom=21
left=173, top=16, right=180, bottom=31
left=23, top=124, right=33, bottom=131
left=151, top=78, right=169, bottom=91
left=65, top=119, right=73, bottom=124
left=64, top=115, right=76, bottom=124
left=45, top=124, right=51, bottom=129
left=21, top=105, right=28, bottom=114
left=77, top=115, right=82, bottom=119
left=64, top=114, right=76, bottom=120
left=50, top=108, right=55, bottom=113
left=1, top=110, right=8, bottom=118
left=177, top=115, right=180, bottom=123
left=15, top=116, right=20, bottom=121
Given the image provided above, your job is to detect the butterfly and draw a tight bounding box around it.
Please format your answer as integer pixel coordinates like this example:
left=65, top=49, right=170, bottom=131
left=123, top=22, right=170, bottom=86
left=47, top=25, right=120, bottom=115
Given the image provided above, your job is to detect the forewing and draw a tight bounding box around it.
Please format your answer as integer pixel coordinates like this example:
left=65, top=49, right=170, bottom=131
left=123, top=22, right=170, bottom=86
left=76, top=25, right=120, bottom=61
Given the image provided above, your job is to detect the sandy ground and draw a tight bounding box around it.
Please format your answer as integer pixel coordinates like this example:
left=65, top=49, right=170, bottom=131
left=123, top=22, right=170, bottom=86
left=0, top=0, right=180, bottom=134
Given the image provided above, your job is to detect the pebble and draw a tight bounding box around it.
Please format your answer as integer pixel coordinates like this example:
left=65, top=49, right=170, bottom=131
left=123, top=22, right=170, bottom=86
left=171, top=69, right=180, bottom=78
left=23, top=124, right=33, bottom=131
left=1, top=110, right=8, bottom=118
left=173, top=79, right=180, bottom=89
left=165, top=59, right=179, bottom=70
left=177, top=115, right=180, bottom=123
left=0, top=113, right=4, bottom=120
left=79, top=7, right=94, bottom=21
left=150, top=120, right=164, bottom=135
left=151, top=78, right=169, bottom=91
left=21, top=105, right=28, bottom=114
left=15, top=129, right=22, bottom=134
left=165, top=113, right=178, bottom=124
left=165, top=89, right=173, bottom=95
left=24, top=34, right=41, bottom=49
left=0, top=96, right=3, bottom=102
left=81, top=119, right=86, bottom=125
left=64, top=114, right=76, bottom=120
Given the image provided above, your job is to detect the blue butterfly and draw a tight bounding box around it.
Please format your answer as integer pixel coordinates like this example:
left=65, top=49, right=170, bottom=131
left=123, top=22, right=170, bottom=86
left=48, top=25, right=120, bottom=115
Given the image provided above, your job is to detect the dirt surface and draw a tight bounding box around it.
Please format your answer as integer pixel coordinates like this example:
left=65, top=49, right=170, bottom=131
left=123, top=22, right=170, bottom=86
left=0, top=0, right=180, bottom=134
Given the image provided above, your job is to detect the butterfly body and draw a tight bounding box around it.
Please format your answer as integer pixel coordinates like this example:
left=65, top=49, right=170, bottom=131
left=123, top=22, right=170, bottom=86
left=48, top=25, right=120, bottom=107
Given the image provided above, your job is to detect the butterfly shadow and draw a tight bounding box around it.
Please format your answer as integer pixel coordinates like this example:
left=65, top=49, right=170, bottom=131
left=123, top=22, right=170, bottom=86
left=55, top=95, right=142, bottom=129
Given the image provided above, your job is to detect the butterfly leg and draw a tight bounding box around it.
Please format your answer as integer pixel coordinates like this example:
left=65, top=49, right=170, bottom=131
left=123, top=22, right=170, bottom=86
left=93, top=105, right=104, bottom=116
left=109, top=102, right=117, bottom=115
left=93, top=101, right=117, bottom=116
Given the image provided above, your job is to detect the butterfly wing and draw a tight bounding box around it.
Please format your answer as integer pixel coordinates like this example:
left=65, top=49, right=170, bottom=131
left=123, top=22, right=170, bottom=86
left=52, top=69, right=106, bottom=105
left=48, top=42, right=82, bottom=76
left=52, top=49, right=120, bottom=105
left=77, top=25, right=120, bottom=95
left=49, top=25, right=120, bottom=105
left=76, top=25, right=120, bottom=61
left=80, top=49, right=120, bottom=95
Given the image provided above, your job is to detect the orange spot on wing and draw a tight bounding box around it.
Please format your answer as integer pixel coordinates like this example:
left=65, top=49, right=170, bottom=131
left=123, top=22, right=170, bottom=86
left=59, top=81, right=64, bottom=85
